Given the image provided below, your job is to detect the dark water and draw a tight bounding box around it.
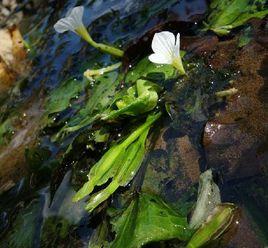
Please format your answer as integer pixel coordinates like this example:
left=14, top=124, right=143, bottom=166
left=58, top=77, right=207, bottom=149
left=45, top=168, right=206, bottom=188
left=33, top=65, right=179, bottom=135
left=0, top=0, right=267, bottom=247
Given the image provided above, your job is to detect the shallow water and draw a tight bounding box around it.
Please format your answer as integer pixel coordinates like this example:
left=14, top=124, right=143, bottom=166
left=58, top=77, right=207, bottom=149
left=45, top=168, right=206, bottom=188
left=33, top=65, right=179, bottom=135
left=0, top=0, right=267, bottom=247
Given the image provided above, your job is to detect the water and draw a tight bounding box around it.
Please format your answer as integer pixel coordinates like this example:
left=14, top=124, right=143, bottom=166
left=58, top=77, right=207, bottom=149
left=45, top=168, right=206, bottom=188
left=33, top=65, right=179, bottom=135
left=0, top=0, right=267, bottom=247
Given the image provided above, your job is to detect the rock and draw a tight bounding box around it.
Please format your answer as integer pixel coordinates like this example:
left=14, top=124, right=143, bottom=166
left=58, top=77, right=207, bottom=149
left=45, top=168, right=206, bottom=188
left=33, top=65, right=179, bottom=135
left=0, top=26, right=28, bottom=95
left=204, top=121, right=267, bottom=181
left=142, top=131, right=200, bottom=202
left=0, top=100, right=42, bottom=193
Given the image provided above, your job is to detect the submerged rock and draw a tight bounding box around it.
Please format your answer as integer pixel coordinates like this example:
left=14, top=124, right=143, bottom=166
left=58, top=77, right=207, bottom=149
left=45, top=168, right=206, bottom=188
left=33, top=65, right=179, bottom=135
left=203, top=18, right=268, bottom=182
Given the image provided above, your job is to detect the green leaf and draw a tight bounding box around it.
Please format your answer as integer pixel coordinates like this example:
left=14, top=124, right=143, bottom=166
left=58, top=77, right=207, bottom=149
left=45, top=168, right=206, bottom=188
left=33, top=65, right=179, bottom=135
left=110, top=192, right=193, bottom=248
left=187, top=203, right=238, bottom=248
left=101, top=79, right=161, bottom=120
left=54, top=71, right=120, bottom=140
left=0, top=200, right=41, bottom=248
left=205, top=0, right=268, bottom=35
left=45, top=77, right=88, bottom=115
left=125, top=57, right=176, bottom=84
left=73, top=113, right=161, bottom=212
left=238, top=26, right=252, bottom=47
left=0, top=119, right=13, bottom=146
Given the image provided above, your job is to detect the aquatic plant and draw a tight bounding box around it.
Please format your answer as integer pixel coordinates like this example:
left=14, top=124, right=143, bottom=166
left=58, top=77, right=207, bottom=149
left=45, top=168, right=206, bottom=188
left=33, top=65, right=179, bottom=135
left=101, top=79, right=161, bottom=120
left=54, top=6, right=124, bottom=57
left=204, top=0, right=268, bottom=35
left=149, top=31, right=186, bottom=75
left=73, top=113, right=161, bottom=212
left=84, top=62, right=122, bottom=80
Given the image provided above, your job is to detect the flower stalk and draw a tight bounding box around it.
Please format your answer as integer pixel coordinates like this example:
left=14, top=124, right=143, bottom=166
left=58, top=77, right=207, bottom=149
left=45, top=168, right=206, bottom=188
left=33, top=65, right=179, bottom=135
left=76, top=26, right=124, bottom=57
left=54, top=6, right=124, bottom=57
left=84, top=62, right=122, bottom=79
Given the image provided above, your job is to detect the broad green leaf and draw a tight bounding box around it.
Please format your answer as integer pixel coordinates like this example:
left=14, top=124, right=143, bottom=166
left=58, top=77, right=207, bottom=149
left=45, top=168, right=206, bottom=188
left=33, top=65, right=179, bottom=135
left=204, top=0, right=268, bottom=35
left=45, top=77, right=88, bottom=115
left=73, top=113, right=161, bottom=212
left=125, top=57, right=176, bottom=83
left=110, top=192, right=193, bottom=248
left=101, top=79, right=161, bottom=120
left=54, top=71, right=120, bottom=140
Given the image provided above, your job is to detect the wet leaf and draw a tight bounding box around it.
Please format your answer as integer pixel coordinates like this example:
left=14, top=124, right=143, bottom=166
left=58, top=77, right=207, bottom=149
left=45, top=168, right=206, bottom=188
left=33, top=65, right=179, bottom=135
left=101, top=79, right=161, bottom=120
left=125, top=57, right=176, bottom=84
left=189, top=169, right=221, bottom=229
left=204, top=0, right=268, bottom=35
left=54, top=71, right=120, bottom=140
left=0, top=119, right=13, bottom=146
left=187, top=203, right=238, bottom=248
left=109, top=192, right=193, bottom=248
left=73, top=113, right=161, bottom=212
left=45, top=77, right=89, bottom=115
left=0, top=200, right=41, bottom=248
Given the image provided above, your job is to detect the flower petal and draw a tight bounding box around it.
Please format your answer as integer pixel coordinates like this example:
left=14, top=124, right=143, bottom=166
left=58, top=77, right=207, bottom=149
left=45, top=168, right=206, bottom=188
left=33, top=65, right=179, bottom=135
left=148, top=53, right=173, bottom=64
left=68, top=6, right=84, bottom=30
left=54, top=18, right=73, bottom=33
left=174, top=33, right=181, bottom=57
left=151, top=31, right=175, bottom=59
left=54, top=6, right=84, bottom=33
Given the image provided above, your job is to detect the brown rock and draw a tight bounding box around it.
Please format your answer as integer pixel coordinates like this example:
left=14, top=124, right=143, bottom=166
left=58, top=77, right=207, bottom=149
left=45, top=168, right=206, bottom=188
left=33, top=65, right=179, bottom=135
left=0, top=26, right=28, bottom=95
left=203, top=19, right=268, bottom=182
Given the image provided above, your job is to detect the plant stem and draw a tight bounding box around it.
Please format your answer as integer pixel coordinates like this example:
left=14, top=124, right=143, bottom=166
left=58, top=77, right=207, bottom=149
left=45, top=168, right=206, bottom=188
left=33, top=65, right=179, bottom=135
left=172, top=56, right=186, bottom=75
left=76, top=26, right=124, bottom=57
left=84, top=62, right=122, bottom=79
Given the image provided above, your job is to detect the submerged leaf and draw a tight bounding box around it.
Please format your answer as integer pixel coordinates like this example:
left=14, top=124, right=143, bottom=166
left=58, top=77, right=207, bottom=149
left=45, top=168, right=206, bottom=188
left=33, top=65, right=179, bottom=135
left=45, top=77, right=88, bottom=115
left=189, top=169, right=221, bottom=229
left=205, top=0, right=268, bottom=35
left=187, top=203, right=238, bottom=248
left=73, top=113, right=161, bottom=212
left=0, top=119, right=13, bottom=146
left=54, top=71, right=120, bottom=140
left=110, top=192, right=193, bottom=248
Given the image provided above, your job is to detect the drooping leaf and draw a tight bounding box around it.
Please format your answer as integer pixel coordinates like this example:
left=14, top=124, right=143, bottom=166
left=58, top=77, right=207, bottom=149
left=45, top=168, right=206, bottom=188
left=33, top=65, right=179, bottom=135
left=101, top=79, right=161, bottom=120
left=204, top=0, right=268, bottom=35
left=109, top=192, right=193, bottom=248
left=73, top=113, right=161, bottom=212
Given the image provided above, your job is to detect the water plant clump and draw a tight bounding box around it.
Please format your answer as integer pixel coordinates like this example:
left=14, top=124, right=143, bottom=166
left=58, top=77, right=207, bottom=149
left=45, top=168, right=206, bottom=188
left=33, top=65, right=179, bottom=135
left=0, top=1, right=267, bottom=247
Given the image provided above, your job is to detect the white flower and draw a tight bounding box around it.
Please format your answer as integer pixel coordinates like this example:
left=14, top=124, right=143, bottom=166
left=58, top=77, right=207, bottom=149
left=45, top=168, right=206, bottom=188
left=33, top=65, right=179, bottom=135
left=53, top=6, right=124, bottom=57
left=54, top=6, right=84, bottom=34
left=148, top=31, right=185, bottom=75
